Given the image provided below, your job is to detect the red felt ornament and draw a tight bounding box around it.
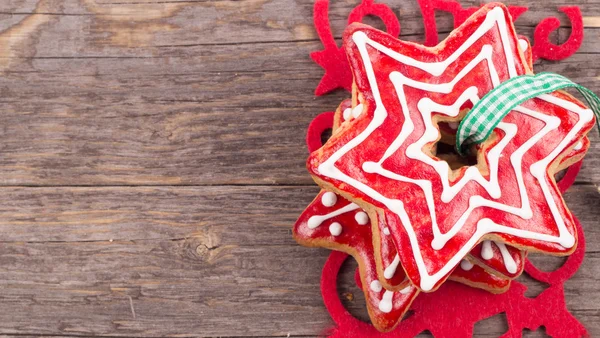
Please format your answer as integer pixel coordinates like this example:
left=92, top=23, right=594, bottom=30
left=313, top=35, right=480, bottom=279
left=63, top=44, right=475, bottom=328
left=311, top=0, right=584, bottom=96
left=417, top=0, right=527, bottom=47
left=531, top=6, right=584, bottom=61
left=306, top=111, right=335, bottom=153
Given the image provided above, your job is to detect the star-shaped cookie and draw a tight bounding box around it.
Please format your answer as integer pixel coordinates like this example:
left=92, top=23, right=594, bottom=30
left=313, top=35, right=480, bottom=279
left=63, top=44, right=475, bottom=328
left=307, top=3, right=595, bottom=291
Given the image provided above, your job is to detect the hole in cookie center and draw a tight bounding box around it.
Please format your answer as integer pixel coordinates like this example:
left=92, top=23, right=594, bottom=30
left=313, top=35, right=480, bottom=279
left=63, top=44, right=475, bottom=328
left=435, top=122, right=478, bottom=170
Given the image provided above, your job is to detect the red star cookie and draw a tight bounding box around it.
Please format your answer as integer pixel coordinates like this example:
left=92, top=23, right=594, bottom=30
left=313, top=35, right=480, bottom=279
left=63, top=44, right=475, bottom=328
left=307, top=3, right=595, bottom=291
left=331, top=93, right=586, bottom=283
left=325, top=100, right=518, bottom=288
left=293, top=190, right=416, bottom=332
left=335, top=100, right=527, bottom=282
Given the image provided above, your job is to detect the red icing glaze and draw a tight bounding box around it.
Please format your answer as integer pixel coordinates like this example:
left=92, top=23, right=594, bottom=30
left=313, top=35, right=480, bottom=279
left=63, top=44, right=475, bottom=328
left=375, top=210, right=407, bottom=289
left=307, top=4, right=595, bottom=291
left=333, top=99, right=523, bottom=287
left=333, top=99, right=353, bottom=131
left=379, top=208, right=515, bottom=289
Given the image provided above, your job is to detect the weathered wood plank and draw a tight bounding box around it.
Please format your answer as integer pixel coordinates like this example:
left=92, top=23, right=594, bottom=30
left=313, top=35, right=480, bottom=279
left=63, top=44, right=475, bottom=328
left=0, top=1, right=595, bottom=337
left=2, top=37, right=600, bottom=185
left=0, top=0, right=592, bottom=49
left=0, top=184, right=595, bottom=336
left=0, top=1, right=593, bottom=185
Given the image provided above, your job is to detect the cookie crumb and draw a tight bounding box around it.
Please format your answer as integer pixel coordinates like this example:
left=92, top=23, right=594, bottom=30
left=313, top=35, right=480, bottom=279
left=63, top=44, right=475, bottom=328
left=343, top=292, right=354, bottom=301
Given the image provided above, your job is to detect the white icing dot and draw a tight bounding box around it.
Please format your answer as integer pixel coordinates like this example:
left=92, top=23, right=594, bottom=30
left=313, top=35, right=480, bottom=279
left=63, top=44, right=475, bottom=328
left=352, top=103, right=364, bottom=118
left=448, top=122, right=459, bottom=130
left=383, top=227, right=390, bottom=236
left=481, top=240, right=494, bottom=260
left=378, top=291, right=393, bottom=313
left=574, top=141, right=583, bottom=150
left=370, top=280, right=382, bottom=293
left=329, top=222, right=342, bottom=236
left=321, top=191, right=337, bottom=207
left=460, top=259, right=474, bottom=271
left=355, top=211, right=369, bottom=225
left=518, top=38, right=528, bottom=52
left=342, top=108, right=352, bottom=121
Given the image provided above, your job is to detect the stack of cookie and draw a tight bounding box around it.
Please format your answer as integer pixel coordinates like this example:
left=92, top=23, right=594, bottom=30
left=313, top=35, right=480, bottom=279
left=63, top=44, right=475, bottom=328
left=293, top=3, right=594, bottom=332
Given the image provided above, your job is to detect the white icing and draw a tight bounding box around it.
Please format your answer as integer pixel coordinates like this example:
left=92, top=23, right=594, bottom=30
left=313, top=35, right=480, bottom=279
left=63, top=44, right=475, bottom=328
left=574, top=141, right=583, bottom=150
left=383, top=227, right=391, bottom=235
left=480, top=240, right=518, bottom=273
left=315, top=7, right=591, bottom=291
left=343, top=108, right=352, bottom=121
left=307, top=203, right=360, bottom=229
left=378, top=290, right=393, bottom=313
left=460, top=259, right=474, bottom=271
left=352, top=103, right=364, bottom=118
left=518, top=38, right=528, bottom=52
left=481, top=240, right=494, bottom=260
left=355, top=211, right=369, bottom=225
left=321, top=191, right=337, bottom=207
left=494, top=241, right=518, bottom=274
left=370, top=280, right=383, bottom=292
left=375, top=286, right=413, bottom=314
left=384, top=254, right=401, bottom=279
left=399, top=286, right=412, bottom=294
left=329, top=222, right=342, bottom=236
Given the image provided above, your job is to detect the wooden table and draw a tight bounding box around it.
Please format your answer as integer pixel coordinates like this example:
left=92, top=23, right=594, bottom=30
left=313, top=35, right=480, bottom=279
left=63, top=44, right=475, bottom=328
left=0, top=0, right=598, bottom=337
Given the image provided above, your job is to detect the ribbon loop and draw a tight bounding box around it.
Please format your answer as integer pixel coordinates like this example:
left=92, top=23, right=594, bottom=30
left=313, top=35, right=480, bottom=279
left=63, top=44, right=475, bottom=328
left=456, top=72, right=600, bottom=155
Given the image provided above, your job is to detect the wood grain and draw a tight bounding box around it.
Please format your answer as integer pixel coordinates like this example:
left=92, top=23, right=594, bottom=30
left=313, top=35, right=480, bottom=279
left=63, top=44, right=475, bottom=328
left=0, top=185, right=594, bottom=337
left=0, top=0, right=592, bottom=185
left=0, top=0, right=597, bottom=337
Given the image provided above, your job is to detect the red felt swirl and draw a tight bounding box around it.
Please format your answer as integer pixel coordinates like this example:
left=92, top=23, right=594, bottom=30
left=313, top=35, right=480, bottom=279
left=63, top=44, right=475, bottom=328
left=557, top=160, right=583, bottom=193
left=524, top=209, right=586, bottom=285
left=306, top=111, right=335, bottom=153
left=531, top=7, right=584, bottom=61
left=347, top=0, right=400, bottom=37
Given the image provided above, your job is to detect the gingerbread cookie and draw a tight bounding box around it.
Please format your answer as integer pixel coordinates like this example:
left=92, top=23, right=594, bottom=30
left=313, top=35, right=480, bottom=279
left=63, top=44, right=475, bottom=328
left=293, top=190, right=415, bottom=332
left=335, top=102, right=525, bottom=285
left=331, top=101, right=514, bottom=290
left=329, top=92, right=586, bottom=285
left=307, top=3, right=595, bottom=292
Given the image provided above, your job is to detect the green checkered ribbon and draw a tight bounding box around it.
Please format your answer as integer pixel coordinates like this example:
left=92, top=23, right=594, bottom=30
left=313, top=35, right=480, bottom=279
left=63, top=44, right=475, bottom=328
left=456, top=72, right=600, bottom=156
